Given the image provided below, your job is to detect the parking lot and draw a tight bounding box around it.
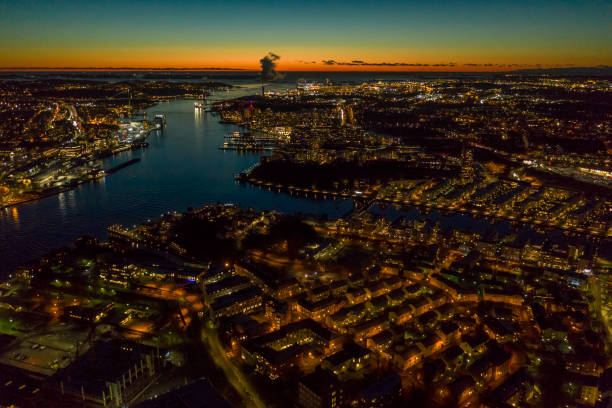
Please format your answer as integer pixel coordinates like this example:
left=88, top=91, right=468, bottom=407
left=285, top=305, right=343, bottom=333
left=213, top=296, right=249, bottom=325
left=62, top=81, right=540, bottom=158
left=0, top=324, right=90, bottom=376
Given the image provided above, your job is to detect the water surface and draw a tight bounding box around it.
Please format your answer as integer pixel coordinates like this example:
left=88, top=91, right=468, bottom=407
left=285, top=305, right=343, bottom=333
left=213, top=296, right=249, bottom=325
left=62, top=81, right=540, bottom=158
left=0, top=86, right=351, bottom=276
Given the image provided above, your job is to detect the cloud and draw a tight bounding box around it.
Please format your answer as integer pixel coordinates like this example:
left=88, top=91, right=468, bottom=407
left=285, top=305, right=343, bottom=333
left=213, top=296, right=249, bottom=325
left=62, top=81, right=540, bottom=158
left=463, top=63, right=499, bottom=67
left=311, top=59, right=587, bottom=70
left=318, top=60, right=459, bottom=67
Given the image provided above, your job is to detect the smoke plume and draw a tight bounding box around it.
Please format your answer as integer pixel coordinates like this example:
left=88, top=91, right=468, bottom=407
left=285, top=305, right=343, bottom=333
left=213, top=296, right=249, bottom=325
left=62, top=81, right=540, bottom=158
left=260, top=52, right=283, bottom=81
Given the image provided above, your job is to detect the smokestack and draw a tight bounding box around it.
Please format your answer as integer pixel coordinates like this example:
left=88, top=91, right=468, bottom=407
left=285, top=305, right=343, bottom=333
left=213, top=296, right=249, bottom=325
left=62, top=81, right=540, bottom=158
left=259, top=52, right=281, bottom=97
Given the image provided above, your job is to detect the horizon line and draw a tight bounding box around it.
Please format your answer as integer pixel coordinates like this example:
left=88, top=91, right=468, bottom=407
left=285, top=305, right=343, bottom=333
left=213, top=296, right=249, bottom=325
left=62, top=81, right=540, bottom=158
left=0, top=66, right=610, bottom=73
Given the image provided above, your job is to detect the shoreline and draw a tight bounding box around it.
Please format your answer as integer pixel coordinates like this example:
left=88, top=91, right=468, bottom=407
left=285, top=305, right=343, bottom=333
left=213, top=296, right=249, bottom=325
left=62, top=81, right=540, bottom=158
left=239, top=175, right=611, bottom=238
left=0, top=88, right=237, bottom=212
left=1, top=86, right=245, bottom=213
left=1, top=129, right=155, bottom=211
left=0, top=96, right=258, bottom=276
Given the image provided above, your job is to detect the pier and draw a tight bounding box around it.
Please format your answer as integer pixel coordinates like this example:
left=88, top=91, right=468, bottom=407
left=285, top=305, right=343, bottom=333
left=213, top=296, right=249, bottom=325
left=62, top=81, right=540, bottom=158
left=104, top=158, right=141, bottom=175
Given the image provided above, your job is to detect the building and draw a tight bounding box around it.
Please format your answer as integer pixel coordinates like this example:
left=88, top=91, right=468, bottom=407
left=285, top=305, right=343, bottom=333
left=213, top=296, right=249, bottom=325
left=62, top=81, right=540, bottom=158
left=270, top=277, right=302, bottom=299
left=211, top=286, right=263, bottom=318
left=133, top=377, right=233, bottom=408
left=483, top=368, right=533, bottom=408
left=435, top=375, right=477, bottom=408
left=65, top=302, right=114, bottom=324
left=296, top=296, right=345, bottom=321
left=242, top=319, right=341, bottom=379
left=350, top=316, right=389, bottom=343
left=204, top=275, right=252, bottom=301
left=298, top=369, right=343, bottom=408
left=44, top=340, right=161, bottom=408
left=393, top=344, right=422, bottom=372
left=322, top=342, right=371, bottom=375
left=357, top=373, right=402, bottom=408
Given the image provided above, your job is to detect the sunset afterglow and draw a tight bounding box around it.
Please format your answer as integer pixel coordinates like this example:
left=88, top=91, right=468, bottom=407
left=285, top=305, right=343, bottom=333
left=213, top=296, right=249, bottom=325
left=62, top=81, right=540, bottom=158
left=1, top=0, right=610, bottom=71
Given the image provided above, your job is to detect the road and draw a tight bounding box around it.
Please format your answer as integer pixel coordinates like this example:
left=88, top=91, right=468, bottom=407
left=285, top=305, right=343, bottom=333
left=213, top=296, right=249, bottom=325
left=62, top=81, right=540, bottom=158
left=202, top=325, right=266, bottom=408
left=588, top=276, right=612, bottom=347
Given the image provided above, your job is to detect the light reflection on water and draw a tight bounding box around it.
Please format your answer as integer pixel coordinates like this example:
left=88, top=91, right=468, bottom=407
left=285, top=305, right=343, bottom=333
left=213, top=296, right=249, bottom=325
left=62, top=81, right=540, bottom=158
left=1, top=79, right=598, bottom=275
left=11, top=207, right=19, bottom=225
left=0, top=90, right=351, bottom=276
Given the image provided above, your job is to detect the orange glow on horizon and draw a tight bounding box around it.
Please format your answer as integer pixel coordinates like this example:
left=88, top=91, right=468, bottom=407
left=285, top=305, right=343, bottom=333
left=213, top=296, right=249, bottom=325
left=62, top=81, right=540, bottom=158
left=0, top=64, right=576, bottom=73
left=2, top=46, right=604, bottom=73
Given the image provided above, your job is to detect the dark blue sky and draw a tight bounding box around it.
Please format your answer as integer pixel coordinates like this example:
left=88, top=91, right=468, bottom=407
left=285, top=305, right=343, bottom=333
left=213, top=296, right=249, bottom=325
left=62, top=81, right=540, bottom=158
left=1, top=0, right=610, bottom=69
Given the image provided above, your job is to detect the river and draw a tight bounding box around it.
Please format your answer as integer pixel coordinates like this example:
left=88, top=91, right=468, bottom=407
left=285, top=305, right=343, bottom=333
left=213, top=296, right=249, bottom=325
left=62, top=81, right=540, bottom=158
left=0, top=84, right=351, bottom=276
left=2, top=76, right=604, bottom=276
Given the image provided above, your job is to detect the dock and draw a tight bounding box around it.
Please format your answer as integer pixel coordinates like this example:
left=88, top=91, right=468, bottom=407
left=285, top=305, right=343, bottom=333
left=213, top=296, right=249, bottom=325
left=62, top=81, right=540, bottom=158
left=104, top=158, right=141, bottom=175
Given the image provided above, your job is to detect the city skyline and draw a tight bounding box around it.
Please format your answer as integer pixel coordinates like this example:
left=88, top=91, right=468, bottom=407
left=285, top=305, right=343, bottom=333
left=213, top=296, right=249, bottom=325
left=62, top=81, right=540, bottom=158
left=1, top=0, right=611, bottom=71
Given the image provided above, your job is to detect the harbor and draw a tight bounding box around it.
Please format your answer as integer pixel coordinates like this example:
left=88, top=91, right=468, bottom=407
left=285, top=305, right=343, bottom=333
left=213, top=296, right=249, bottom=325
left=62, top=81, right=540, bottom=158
left=0, top=98, right=351, bottom=276
left=0, top=116, right=162, bottom=211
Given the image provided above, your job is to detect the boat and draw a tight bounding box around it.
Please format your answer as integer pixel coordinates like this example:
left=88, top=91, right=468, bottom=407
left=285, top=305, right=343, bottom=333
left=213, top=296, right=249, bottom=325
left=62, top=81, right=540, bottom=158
left=194, top=102, right=203, bottom=108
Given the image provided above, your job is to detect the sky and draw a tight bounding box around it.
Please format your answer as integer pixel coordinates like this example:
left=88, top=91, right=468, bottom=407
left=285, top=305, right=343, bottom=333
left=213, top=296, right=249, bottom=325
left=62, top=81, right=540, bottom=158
left=0, top=0, right=611, bottom=71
